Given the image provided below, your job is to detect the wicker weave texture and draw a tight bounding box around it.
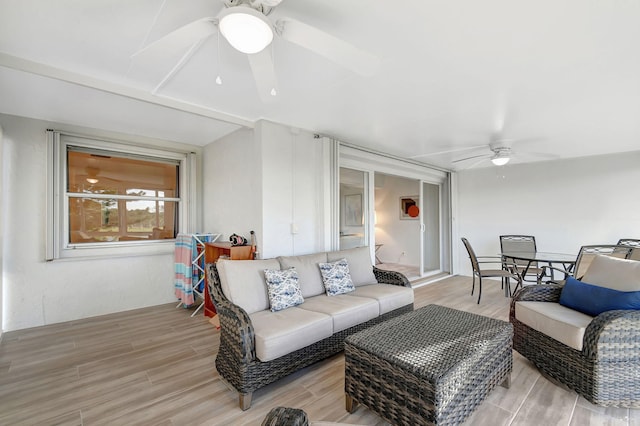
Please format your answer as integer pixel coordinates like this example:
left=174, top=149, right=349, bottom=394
left=206, top=262, right=413, bottom=405
left=345, top=305, right=513, bottom=425
left=261, top=407, right=309, bottom=426
left=510, top=285, right=640, bottom=407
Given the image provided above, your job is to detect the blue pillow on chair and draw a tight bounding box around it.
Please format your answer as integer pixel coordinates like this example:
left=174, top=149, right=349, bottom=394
left=559, top=276, right=640, bottom=317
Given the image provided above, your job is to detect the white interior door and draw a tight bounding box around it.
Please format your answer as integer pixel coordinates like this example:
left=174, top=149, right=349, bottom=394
left=339, top=168, right=368, bottom=250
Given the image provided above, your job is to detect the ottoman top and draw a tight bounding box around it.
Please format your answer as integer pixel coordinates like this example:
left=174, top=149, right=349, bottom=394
left=345, top=304, right=513, bottom=382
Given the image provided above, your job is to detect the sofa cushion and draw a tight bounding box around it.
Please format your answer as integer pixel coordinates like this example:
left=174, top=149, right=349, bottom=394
left=250, top=307, right=333, bottom=362
left=327, top=246, right=376, bottom=287
left=559, top=276, right=640, bottom=317
left=349, top=284, right=414, bottom=314
left=319, top=259, right=355, bottom=296
left=216, top=259, right=280, bottom=314
left=581, top=254, right=640, bottom=291
left=264, top=268, right=304, bottom=312
left=298, top=294, right=379, bottom=332
left=515, top=301, right=593, bottom=351
left=277, top=252, right=328, bottom=298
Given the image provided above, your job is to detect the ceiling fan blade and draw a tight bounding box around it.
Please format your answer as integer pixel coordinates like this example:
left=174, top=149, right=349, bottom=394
left=247, top=48, right=279, bottom=103
left=410, top=144, right=488, bottom=159
left=132, top=18, right=217, bottom=59
left=276, top=17, right=379, bottom=76
left=452, top=153, right=490, bottom=164
left=464, top=157, right=491, bottom=170
left=130, top=18, right=217, bottom=89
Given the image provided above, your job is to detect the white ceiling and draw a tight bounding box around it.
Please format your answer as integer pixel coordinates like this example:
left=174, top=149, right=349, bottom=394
left=1, top=0, right=639, bottom=170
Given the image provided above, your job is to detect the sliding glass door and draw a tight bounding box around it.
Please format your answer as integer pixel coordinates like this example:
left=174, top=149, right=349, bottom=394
left=338, top=143, right=452, bottom=279
left=421, top=181, right=441, bottom=276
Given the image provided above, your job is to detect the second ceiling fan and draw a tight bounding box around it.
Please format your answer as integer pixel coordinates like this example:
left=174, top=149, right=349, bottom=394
left=132, top=0, right=379, bottom=102
left=412, top=136, right=556, bottom=170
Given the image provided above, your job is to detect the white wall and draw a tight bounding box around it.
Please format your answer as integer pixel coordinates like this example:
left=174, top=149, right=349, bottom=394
left=203, top=121, right=330, bottom=259
left=0, top=114, right=199, bottom=331
left=202, top=127, right=262, bottom=248
left=374, top=174, right=421, bottom=266
left=457, top=151, right=640, bottom=276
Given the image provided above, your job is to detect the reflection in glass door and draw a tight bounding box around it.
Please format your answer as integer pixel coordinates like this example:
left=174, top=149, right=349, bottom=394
left=421, top=181, right=441, bottom=275
left=339, top=168, right=368, bottom=249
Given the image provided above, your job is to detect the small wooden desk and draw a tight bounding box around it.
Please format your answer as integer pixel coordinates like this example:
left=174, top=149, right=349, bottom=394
left=203, top=242, right=255, bottom=317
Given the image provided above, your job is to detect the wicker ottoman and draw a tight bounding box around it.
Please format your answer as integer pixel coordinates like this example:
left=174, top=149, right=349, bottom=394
left=345, top=304, right=513, bottom=425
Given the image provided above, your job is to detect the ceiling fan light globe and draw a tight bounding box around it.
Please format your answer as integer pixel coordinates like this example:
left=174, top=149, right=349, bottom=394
left=491, top=156, right=510, bottom=166
left=86, top=177, right=99, bottom=184
left=219, top=8, right=273, bottom=54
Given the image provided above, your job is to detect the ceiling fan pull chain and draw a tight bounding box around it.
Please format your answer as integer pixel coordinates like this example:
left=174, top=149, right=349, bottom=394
left=216, top=26, right=223, bottom=85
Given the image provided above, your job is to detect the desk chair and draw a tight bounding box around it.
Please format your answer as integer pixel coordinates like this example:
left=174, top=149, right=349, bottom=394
left=461, top=238, right=522, bottom=304
left=617, top=238, right=640, bottom=261
left=499, top=235, right=546, bottom=285
left=545, top=244, right=634, bottom=283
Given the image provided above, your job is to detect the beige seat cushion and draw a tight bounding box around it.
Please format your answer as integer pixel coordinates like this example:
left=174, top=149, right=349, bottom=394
left=216, top=259, right=280, bottom=314
left=250, top=307, right=333, bottom=362
left=349, top=284, right=414, bottom=314
left=515, top=301, right=593, bottom=351
left=581, top=254, right=640, bottom=291
left=298, top=294, right=379, bottom=332
left=277, top=252, right=328, bottom=298
left=327, top=246, right=376, bottom=287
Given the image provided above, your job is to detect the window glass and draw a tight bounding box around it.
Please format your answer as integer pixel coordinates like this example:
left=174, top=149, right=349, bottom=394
left=67, top=148, right=179, bottom=244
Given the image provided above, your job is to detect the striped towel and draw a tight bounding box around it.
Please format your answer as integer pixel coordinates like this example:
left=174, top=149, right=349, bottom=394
left=174, top=234, right=196, bottom=306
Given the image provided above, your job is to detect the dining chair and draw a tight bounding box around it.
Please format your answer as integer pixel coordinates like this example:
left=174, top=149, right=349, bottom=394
left=461, top=237, right=522, bottom=304
left=499, top=235, right=546, bottom=284
left=545, top=244, right=634, bottom=282
left=617, top=238, right=640, bottom=261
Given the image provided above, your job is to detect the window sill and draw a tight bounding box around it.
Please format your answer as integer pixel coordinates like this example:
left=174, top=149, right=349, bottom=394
left=48, top=240, right=175, bottom=261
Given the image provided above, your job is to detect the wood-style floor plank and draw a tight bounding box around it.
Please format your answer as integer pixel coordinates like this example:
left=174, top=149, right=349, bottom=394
left=1, top=276, right=638, bottom=425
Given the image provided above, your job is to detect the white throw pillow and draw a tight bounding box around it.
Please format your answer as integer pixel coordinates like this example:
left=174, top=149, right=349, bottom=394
left=582, top=254, right=640, bottom=292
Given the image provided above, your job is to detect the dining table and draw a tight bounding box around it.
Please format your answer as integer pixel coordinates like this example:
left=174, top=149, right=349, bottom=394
left=501, top=250, right=577, bottom=293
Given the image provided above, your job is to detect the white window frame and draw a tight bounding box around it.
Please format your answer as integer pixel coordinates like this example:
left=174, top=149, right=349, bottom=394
left=46, top=130, right=196, bottom=260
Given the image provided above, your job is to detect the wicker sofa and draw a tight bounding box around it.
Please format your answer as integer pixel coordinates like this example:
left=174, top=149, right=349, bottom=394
left=206, top=246, right=414, bottom=410
left=510, top=254, right=640, bottom=407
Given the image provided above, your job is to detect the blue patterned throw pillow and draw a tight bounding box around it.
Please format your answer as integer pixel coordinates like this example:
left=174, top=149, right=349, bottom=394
left=318, top=258, right=355, bottom=296
left=264, top=268, right=304, bottom=312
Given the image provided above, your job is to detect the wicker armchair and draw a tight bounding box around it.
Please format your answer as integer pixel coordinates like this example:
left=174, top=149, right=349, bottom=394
left=510, top=284, right=640, bottom=407
left=206, top=262, right=413, bottom=410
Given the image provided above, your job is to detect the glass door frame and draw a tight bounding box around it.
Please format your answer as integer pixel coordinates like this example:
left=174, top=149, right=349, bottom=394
left=419, top=180, right=444, bottom=277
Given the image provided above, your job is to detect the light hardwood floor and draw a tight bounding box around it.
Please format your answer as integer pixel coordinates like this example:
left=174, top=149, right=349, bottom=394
left=1, top=276, right=639, bottom=425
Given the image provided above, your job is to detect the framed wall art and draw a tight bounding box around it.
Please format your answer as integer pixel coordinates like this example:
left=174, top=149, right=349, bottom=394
left=400, top=195, right=420, bottom=220
left=344, top=194, right=363, bottom=226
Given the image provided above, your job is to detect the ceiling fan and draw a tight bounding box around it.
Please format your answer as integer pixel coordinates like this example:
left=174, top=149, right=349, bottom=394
left=131, top=0, right=380, bottom=102
left=412, top=137, right=556, bottom=169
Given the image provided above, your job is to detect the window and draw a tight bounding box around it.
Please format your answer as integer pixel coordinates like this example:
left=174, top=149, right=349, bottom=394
left=47, top=131, right=195, bottom=260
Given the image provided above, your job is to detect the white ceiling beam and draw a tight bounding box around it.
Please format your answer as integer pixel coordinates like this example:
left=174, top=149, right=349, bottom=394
left=0, top=52, right=254, bottom=129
